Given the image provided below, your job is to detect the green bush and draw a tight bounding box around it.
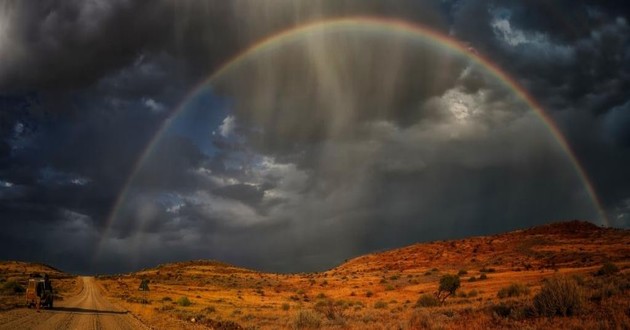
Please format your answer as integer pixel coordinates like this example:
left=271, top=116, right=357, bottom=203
left=294, top=310, right=322, bottom=329
left=497, top=283, right=530, bottom=298
left=374, top=300, right=388, bottom=309
left=177, top=296, right=191, bottom=307
left=203, top=305, right=216, bottom=313
left=596, top=262, right=619, bottom=276
left=2, top=281, right=25, bottom=294
left=416, top=293, right=440, bottom=307
left=533, top=277, right=584, bottom=317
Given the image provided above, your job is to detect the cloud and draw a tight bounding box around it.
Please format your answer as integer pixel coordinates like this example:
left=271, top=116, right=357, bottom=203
left=218, top=116, right=236, bottom=137
left=0, top=1, right=629, bottom=274
left=142, top=98, right=166, bottom=113
left=603, top=100, right=630, bottom=147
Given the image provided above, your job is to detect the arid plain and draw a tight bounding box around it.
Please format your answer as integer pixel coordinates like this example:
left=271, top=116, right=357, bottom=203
left=1, top=220, right=628, bottom=329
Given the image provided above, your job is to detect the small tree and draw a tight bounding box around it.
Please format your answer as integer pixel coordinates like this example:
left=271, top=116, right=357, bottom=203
left=436, top=274, right=460, bottom=303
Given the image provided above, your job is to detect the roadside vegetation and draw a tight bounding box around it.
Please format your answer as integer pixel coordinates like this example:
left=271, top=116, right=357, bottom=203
left=88, top=222, right=630, bottom=329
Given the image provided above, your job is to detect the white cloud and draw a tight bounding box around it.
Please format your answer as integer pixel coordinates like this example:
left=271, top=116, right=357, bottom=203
left=0, top=180, right=13, bottom=188
left=142, top=97, right=166, bottom=113
left=491, top=16, right=574, bottom=61
left=39, top=167, right=91, bottom=186
left=218, top=115, right=236, bottom=137
left=71, top=177, right=91, bottom=185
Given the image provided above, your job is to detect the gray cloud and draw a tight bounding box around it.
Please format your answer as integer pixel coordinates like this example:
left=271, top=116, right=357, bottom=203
left=1, top=0, right=628, bottom=274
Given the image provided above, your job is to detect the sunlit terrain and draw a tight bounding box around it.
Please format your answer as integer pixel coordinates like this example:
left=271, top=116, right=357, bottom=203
left=1, top=1, right=629, bottom=329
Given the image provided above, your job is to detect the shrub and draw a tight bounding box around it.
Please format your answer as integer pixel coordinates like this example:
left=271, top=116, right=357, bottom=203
left=2, top=281, right=25, bottom=294
left=203, top=306, right=216, bottom=313
left=437, top=274, right=460, bottom=303
left=385, top=284, right=395, bottom=291
left=479, top=273, right=488, bottom=280
left=490, top=301, right=533, bottom=320
left=314, top=299, right=344, bottom=320
left=366, top=290, right=373, bottom=297
left=162, top=296, right=172, bottom=302
left=468, top=289, right=478, bottom=298
left=408, top=309, right=436, bottom=329
left=596, top=262, right=619, bottom=276
left=468, top=276, right=477, bottom=282
left=497, top=283, right=530, bottom=298
left=177, top=296, right=191, bottom=307
left=374, top=300, right=388, bottom=309
left=282, top=303, right=290, bottom=311
left=458, top=269, right=468, bottom=276
left=294, top=310, right=322, bottom=329
left=533, top=276, right=584, bottom=317
left=416, top=294, right=440, bottom=307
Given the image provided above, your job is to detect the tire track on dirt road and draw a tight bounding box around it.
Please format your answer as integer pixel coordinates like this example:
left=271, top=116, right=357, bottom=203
left=0, top=277, right=148, bottom=330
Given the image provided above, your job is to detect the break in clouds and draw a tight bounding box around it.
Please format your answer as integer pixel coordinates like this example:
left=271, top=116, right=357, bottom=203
left=0, top=0, right=629, bottom=274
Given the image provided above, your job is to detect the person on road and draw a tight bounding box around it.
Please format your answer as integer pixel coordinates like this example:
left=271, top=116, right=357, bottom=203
left=35, top=281, right=43, bottom=312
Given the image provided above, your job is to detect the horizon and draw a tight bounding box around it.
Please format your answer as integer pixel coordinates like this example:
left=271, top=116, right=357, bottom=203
left=1, top=1, right=629, bottom=274
left=2, top=218, right=607, bottom=276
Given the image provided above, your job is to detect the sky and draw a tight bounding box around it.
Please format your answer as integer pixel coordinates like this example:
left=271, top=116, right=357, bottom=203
left=0, top=0, right=629, bottom=274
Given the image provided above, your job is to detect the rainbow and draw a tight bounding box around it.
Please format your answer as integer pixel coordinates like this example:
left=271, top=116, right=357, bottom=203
left=97, top=16, right=608, bottom=253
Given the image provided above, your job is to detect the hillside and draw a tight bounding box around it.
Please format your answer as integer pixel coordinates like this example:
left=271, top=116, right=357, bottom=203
left=93, top=220, right=629, bottom=329
left=0, top=261, right=78, bottom=311
left=335, top=220, right=628, bottom=274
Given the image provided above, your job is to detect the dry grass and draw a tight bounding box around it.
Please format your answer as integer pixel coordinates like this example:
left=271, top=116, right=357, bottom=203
left=87, top=221, right=629, bottom=329
left=0, top=261, right=77, bottom=311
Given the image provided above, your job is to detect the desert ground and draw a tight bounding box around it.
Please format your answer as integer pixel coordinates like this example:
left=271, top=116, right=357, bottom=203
left=1, top=220, right=629, bottom=329
left=0, top=277, right=146, bottom=329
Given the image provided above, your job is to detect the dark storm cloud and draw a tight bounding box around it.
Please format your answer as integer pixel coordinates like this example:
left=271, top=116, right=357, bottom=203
left=449, top=0, right=630, bottom=220
left=1, top=0, right=629, bottom=274
left=603, top=101, right=630, bottom=147
left=0, top=0, right=174, bottom=90
left=0, top=0, right=449, bottom=91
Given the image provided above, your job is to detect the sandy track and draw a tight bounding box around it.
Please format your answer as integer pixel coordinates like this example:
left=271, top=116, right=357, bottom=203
left=0, top=277, right=148, bottom=330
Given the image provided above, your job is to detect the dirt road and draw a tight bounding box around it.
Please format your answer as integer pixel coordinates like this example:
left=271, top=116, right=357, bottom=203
left=0, top=277, right=147, bottom=329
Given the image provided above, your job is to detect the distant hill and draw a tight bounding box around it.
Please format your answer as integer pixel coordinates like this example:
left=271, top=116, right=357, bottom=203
left=121, top=220, right=628, bottom=278
left=333, top=220, right=627, bottom=275
left=0, top=261, right=69, bottom=279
